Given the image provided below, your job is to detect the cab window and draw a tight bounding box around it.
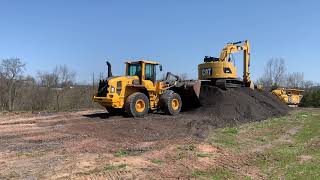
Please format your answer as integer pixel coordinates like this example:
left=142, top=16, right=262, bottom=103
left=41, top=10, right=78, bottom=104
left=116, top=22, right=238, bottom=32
left=127, top=64, right=142, bottom=76
left=145, top=64, right=155, bottom=82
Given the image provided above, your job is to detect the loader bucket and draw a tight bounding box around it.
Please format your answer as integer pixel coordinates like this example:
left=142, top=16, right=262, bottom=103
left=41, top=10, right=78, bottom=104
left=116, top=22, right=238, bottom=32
left=170, top=80, right=202, bottom=109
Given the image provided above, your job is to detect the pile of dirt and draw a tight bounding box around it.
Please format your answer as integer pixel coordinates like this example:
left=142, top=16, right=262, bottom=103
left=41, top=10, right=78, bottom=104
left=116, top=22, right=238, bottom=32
left=186, top=86, right=290, bottom=137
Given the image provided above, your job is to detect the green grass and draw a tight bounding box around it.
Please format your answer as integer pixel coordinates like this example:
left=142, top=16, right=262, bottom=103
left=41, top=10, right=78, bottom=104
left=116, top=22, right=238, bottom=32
left=197, top=152, right=211, bottom=158
left=177, top=144, right=197, bottom=151
left=222, top=127, right=239, bottom=135
left=104, top=163, right=127, bottom=171
left=113, top=148, right=147, bottom=157
left=173, top=144, right=198, bottom=160
left=207, top=127, right=240, bottom=149
left=114, top=149, right=129, bottom=157
left=76, top=163, right=128, bottom=176
left=254, top=111, right=320, bottom=179
left=150, top=159, right=163, bottom=164
left=204, top=109, right=320, bottom=179
left=191, top=168, right=234, bottom=179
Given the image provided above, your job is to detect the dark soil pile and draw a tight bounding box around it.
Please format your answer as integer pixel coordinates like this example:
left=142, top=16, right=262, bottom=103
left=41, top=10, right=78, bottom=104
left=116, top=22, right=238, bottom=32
left=186, top=86, right=290, bottom=137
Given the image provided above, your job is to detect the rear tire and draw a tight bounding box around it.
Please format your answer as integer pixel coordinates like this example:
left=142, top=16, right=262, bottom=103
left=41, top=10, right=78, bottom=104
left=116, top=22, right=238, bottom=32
left=160, top=91, right=182, bottom=115
left=125, top=92, right=149, bottom=117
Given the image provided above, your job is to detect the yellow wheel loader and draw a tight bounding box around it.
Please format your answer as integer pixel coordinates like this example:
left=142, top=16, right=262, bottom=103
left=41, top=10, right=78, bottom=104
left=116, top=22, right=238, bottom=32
left=93, top=60, right=200, bottom=117
left=198, top=40, right=254, bottom=89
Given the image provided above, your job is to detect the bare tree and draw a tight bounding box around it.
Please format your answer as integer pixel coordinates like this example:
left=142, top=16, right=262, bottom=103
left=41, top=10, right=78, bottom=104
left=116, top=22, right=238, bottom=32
left=302, top=80, right=314, bottom=89
left=37, top=65, right=75, bottom=88
left=56, top=65, right=76, bottom=87
left=258, top=58, right=286, bottom=87
left=0, top=58, right=25, bottom=111
left=38, top=72, right=59, bottom=87
left=285, top=72, right=304, bottom=88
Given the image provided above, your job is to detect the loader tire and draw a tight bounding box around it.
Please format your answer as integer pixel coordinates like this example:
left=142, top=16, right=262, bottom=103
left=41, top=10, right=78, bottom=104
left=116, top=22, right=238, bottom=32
left=160, top=91, right=182, bottom=115
left=125, top=92, right=149, bottom=117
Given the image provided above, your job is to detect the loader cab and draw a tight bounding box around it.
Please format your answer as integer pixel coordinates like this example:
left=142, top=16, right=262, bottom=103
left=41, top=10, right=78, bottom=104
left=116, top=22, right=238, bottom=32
left=126, top=60, right=161, bottom=85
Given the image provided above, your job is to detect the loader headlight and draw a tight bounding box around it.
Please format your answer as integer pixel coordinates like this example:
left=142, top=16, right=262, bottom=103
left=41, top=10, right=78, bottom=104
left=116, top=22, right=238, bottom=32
left=110, top=86, right=115, bottom=93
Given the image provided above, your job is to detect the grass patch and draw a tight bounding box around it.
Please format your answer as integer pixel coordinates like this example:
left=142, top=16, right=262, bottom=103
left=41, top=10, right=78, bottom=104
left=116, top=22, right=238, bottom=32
left=191, top=170, right=208, bottom=177
left=208, top=132, right=239, bottom=149
left=114, top=149, right=129, bottom=157
left=150, top=159, right=163, bottom=164
left=206, top=109, right=320, bottom=179
left=104, top=164, right=127, bottom=171
left=255, top=137, right=267, bottom=142
left=285, top=162, right=320, bottom=179
left=249, top=110, right=320, bottom=178
left=0, top=171, right=20, bottom=179
left=191, top=168, right=234, bottom=179
left=177, top=144, right=197, bottom=151
left=197, top=152, right=211, bottom=158
left=174, top=144, right=197, bottom=160
left=114, top=148, right=147, bottom=157
left=76, top=168, right=101, bottom=176
left=222, top=127, right=239, bottom=135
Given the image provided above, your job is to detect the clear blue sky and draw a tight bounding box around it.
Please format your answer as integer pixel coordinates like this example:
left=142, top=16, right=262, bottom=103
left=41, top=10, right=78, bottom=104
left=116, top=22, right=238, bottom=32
left=0, top=0, right=319, bottom=84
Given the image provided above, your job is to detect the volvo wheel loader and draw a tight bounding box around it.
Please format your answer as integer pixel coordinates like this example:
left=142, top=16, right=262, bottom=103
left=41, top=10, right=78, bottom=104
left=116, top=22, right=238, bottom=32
left=93, top=60, right=200, bottom=117
left=198, top=40, right=254, bottom=89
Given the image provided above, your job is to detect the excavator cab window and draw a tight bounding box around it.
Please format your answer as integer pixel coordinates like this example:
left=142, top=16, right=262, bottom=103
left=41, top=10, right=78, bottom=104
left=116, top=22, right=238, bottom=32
left=145, top=64, right=156, bottom=83
left=128, top=63, right=142, bottom=77
left=204, top=56, right=219, bottom=62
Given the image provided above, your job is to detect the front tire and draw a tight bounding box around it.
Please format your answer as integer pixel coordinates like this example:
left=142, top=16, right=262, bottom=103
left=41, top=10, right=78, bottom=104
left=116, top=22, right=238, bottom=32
left=125, top=92, right=149, bottom=117
left=160, top=91, right=182, bottom=115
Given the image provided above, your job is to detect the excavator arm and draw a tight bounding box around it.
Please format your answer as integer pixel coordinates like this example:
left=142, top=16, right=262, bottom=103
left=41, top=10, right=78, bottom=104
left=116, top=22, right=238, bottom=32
left=218, top=40, right=252, bottom=86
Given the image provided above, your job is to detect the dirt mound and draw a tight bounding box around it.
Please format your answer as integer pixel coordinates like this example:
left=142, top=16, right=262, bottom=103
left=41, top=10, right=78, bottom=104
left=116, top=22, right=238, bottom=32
left=187, top=86, right=290, bottom=137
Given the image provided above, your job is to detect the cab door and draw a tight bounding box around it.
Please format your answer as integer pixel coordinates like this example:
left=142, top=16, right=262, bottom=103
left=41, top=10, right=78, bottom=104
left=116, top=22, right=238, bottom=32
left=143, top=63, right=156, bottom=90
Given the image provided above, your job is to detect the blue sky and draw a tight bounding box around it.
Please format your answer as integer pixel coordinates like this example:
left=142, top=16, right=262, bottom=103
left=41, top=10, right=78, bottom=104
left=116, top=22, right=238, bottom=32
left=0, top=0, right=319, bottom=83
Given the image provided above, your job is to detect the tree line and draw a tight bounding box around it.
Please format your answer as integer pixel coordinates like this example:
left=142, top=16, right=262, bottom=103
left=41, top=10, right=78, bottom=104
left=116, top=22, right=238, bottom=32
left=0, top=57, right=319, bottom=112
left=0, top=58, right=99, bottom=112
left=257, top=58, right=319, bottom=107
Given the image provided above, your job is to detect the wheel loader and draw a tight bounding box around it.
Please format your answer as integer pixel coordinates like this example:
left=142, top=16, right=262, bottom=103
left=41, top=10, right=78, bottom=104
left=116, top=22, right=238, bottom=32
left=198, top=40, right=254, bottom=89
left=93, top=60, right=200, bottom=117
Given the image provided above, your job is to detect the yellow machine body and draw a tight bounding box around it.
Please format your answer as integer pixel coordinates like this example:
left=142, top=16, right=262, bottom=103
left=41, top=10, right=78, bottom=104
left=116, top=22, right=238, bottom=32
left=272, top=88, right=304, bottom=107
left=93, top=60, right=200, bottom=117
left=198, top=61, right=237, bottom=79
left=198, top=40, right=254, bottom=89
left=93, top=60, right=164, bottom=110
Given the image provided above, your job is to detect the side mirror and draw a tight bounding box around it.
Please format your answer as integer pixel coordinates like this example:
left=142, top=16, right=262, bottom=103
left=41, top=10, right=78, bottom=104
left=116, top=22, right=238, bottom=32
left=159, top=65, right=163, bottom=72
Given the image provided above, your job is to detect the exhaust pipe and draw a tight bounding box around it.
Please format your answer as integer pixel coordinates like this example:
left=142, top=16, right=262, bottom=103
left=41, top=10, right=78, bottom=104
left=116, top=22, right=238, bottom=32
left=106, top=61, right=112, bottom=78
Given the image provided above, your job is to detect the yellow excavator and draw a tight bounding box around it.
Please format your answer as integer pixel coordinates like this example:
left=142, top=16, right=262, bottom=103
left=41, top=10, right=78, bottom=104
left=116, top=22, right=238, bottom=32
left=198, top=40, right=254, bottom=89
left=93, top=60, right=200, bottom=117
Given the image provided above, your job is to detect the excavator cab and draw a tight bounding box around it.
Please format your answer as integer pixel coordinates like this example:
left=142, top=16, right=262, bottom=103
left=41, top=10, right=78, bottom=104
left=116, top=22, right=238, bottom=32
left=198, top=40, right=254, bottom=89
